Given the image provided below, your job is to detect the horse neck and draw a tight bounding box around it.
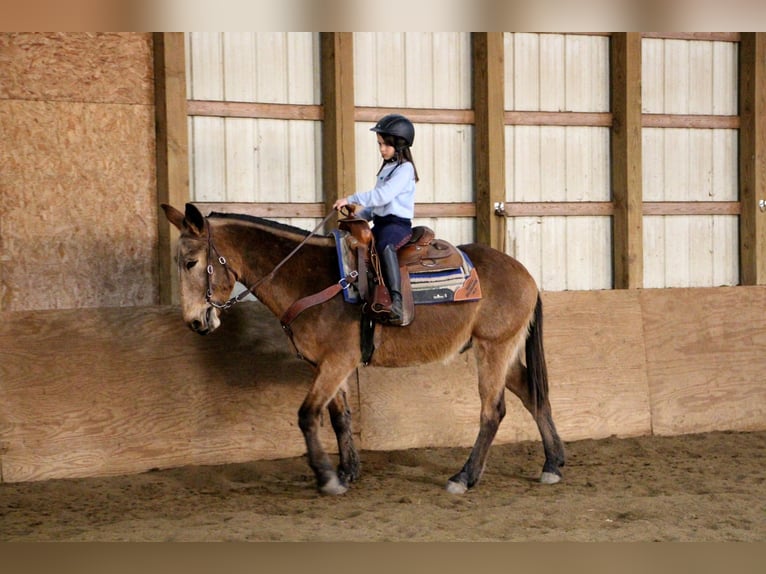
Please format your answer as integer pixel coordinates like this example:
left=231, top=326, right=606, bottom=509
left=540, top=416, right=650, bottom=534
left=211, top=218, right=333, bottom=317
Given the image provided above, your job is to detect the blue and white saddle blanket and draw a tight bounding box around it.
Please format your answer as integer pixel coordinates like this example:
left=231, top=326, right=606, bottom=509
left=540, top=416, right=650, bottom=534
left=332, top=229, right=482, bottom=305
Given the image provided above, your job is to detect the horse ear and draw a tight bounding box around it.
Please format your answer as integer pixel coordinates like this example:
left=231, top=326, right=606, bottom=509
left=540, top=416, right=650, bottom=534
left=161, top=203, right=186, bottom=231
left=184, top=203, right=206, bottom=235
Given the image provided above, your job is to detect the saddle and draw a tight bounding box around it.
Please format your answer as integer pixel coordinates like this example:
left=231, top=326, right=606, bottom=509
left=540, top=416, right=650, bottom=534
left=398, top=226, right=465, bottom=273
left=337, top=209, right=467, bottom=327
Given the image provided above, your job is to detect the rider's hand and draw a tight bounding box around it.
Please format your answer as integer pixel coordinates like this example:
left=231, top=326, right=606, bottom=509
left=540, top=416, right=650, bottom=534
left=333, top=198, right=349, bottom=211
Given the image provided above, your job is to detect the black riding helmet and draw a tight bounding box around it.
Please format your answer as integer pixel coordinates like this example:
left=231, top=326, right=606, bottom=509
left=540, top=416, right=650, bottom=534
left=370, top=114, right=415, bottom=148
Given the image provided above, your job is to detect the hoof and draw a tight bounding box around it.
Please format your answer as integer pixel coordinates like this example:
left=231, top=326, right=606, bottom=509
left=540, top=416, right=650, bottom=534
left=446, top=480, right=468, bottom=494
left=539, top=471, right=561, bottom=485
left=320, top=475, right=348, bottom=495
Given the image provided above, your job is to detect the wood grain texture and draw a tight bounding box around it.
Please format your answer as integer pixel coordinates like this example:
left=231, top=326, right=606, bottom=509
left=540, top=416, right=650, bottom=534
left=0, top=33, right=153, bottom=104
left=3, top=289, right=766, bottom=482
left=540, top=290, right=652, bottom=440
left=739, top=33, right=766, bottom=285
left=154, top=33, right=190, bottom=306
left=359, top=290, right=653, bottom=452
left=641, top=286, right=766, bottom=435
left=0, top=99, right=158, bottom=311
left=611, top=33, right=643, bottom=289
left=473, top=33, right=506, bottom=250
left=0, top=303, right=340, bottom=483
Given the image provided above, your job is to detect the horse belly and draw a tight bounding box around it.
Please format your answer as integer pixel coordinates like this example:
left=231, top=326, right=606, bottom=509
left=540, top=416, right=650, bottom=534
left=366, top=302, right=478, bottom=368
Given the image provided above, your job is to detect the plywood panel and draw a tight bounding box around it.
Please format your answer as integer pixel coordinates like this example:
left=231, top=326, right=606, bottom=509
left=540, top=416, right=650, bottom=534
left=0, top=303, right=342, bottom=482
left=641, top=287, right=766, bottom=435
left=0, top=33, right=153, bottom=104
left=359, top=290, right=652, bottom=452
left=540, top=290, right=652, bottom=440
left=3, top=288, right=765, bottom=482
left=0, top=100, right=158, bottom=311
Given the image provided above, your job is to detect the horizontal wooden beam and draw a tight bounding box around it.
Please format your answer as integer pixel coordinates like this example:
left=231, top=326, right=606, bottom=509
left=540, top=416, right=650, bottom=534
left=497, top=201, right=742, bottom=217
left=194, top=201, right=742, bottom=220
left=187, top=100, right=323, bottom=121
left=194, top=202, right=327, bottom=218
left=641, top=32, right=741, bottom=43
left=643, top=201, right=741, bottom=216
left=643, top=113, right=740, bottom=129
left=505, top=111, right=612, bottom=127
left=193, top=202, right=477, bottom=219
left=355, top=106, right=474, bottom=125
left=417, top=203, right=476, bottom=217
left=498, top=202, right=615, bottom=216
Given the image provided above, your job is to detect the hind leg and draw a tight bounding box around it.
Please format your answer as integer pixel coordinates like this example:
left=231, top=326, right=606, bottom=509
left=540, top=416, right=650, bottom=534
left=327, top=386, right=360, bottom=485
left=506, top=361, right=565, bottom=483
left=446, top=342, right=508, bottom=494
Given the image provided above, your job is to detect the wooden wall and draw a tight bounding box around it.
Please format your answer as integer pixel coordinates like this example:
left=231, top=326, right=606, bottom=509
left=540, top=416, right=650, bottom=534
left=503, top=33, right=613, bottom=291
left=2, top=287, right=764, bottom=483
left=2, top=32, right=764, bottom=484
left=184, top=33, right=749, bottom=292
left=641, top=37, right=739, bottom=288
left=186, top=32, right=323, bottom=232
left=0, top=33, right=159, bottom=311
left=353, top=32, right=475, bottom=246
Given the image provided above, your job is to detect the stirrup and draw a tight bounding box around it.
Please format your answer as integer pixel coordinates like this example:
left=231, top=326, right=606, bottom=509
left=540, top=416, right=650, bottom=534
left=384, top=293, right=404, bottom=326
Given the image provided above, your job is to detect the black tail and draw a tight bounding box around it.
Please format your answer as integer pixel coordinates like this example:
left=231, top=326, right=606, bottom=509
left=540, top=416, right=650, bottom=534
left=525, top=294, right=549, bottom=412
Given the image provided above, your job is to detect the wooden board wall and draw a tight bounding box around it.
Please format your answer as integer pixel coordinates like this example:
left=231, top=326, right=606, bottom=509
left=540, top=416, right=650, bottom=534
left=0, top=32, right=159, bottom=312
left=641, top=287, right=766, bottom=435
left=0, top=303, right=339, bottom=483
left=2, top=288, right=764, bottom=483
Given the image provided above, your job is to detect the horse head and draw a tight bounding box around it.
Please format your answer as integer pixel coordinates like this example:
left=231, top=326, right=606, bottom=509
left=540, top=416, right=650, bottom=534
left=162, top=203, right=236, bottom=335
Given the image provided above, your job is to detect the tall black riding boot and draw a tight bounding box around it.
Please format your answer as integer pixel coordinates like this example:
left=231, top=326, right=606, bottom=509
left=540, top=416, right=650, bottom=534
left=381, top=245, right=404, bottom=326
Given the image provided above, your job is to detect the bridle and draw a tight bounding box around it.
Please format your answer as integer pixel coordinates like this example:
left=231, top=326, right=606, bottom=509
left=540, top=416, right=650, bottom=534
left=202, top=209, right=339, bottom=311
left=199, top=208, right=359, bottom=363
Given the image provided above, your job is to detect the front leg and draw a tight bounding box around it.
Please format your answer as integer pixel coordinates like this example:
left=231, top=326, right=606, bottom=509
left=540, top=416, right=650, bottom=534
left=328, top=388, right=360, bottom=485
left=298, top=360, right=358, bottom=495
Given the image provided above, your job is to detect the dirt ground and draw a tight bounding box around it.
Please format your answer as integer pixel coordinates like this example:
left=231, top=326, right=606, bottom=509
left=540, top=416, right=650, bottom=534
left=1, top=430, right=764, bottom=542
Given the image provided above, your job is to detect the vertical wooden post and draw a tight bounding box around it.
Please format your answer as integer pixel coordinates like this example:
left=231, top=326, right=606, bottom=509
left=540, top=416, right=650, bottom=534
left=472, top=33, right=506, bottom=250
left=154, top=32, right=189, bottom=305
left=321, top=33, right=356, bottom=231
left=739, top=33, right=766, bottom=285
left=610, top=33, right=643, bottom=289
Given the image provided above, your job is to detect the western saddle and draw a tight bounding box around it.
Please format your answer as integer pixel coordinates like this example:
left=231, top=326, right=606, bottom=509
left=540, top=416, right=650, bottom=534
left=337, top=206, right=464, bottom=327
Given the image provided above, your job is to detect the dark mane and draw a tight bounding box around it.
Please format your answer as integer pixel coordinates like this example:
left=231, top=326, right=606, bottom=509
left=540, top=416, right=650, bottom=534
left=208, top=211, right=317, bottom=238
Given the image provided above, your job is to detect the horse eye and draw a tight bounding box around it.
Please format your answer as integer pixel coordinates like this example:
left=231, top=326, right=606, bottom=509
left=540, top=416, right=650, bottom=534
left=185, top=260, right=198, bottom=270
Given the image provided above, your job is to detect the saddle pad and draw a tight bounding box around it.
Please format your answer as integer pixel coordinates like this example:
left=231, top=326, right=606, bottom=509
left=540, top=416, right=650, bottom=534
left=332, top=229, right=482, bottom=305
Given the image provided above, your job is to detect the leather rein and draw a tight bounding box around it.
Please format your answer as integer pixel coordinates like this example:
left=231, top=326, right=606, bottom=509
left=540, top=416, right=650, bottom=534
left=203, top=211, right=358, bottom=353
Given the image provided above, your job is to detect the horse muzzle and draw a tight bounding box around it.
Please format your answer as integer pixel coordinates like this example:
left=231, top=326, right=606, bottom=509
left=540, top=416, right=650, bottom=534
left=188, top=306, right=221, bottom=335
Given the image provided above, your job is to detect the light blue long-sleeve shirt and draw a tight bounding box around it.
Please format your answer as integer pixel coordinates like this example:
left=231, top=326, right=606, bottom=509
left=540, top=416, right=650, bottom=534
left=347, top=160, right=415, bottom=220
